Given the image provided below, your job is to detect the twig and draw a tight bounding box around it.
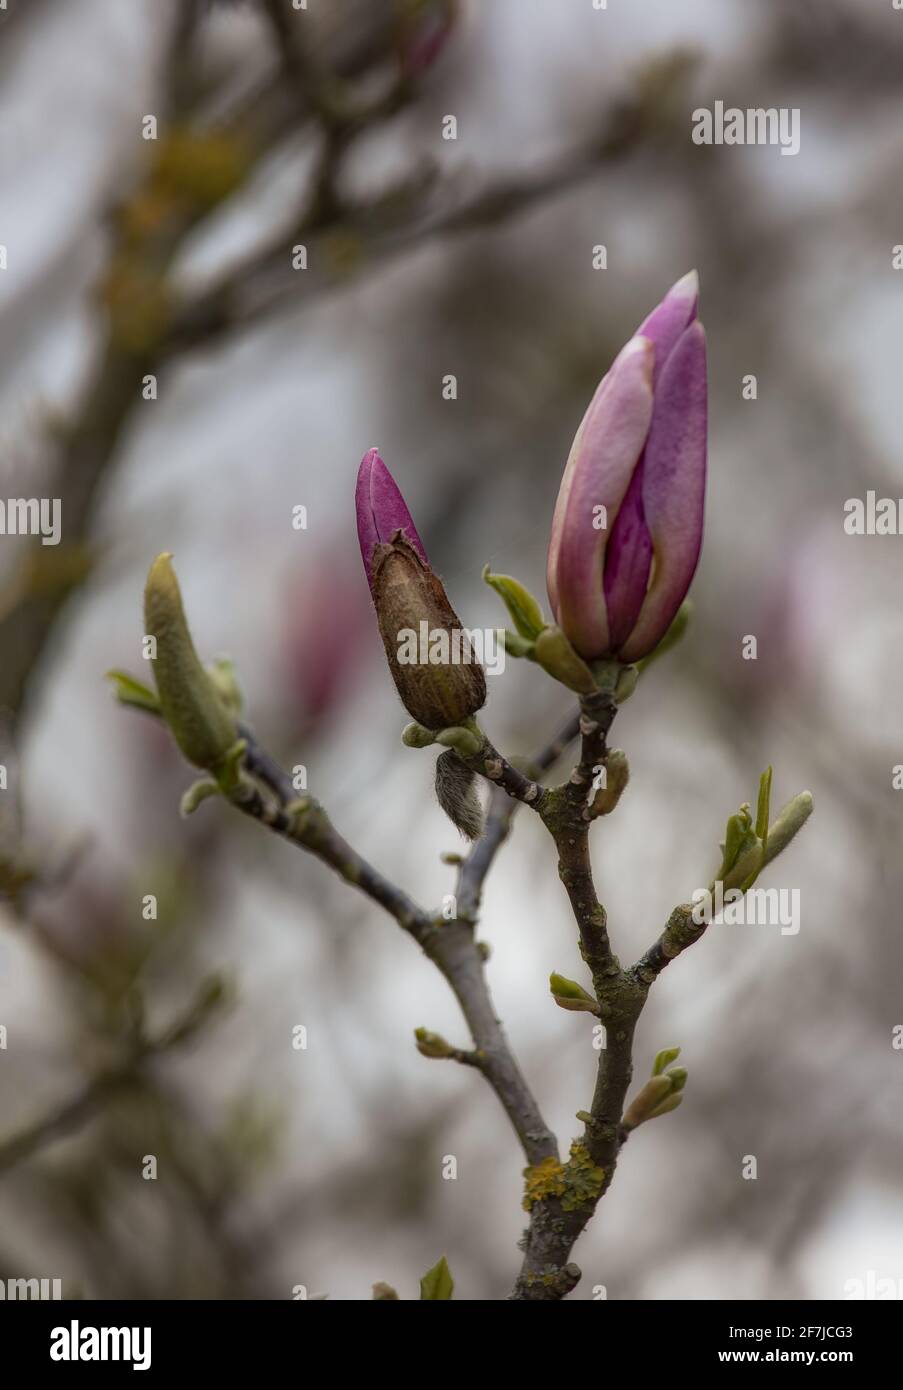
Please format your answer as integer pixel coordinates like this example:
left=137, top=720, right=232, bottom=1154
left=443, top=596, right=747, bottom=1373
left=630, top=902, right=708, bottom=984
left=465, top=734, right=546, bottom=811
left=456, top=711, right=580, bottom=921
left=222, top=725, right=557, bottom=1165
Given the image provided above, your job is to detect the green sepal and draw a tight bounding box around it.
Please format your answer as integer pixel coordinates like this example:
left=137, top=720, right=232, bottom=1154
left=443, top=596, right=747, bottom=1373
left=214, top=738, right=247, bottom=794
left=106, top=669, right=161, bottom=714
left=614, top=665, right=639, bottom=703
left=179, top=778, right=221, bottom=817
left=755, top=766, right=773, bottom=844
left=482, top=565, right=545, bottom=640
left=502, top=629, right=536, bottom=659
left=721, top=806, right=752, bottom=877
left=549, top=971, right=594, bottom=1001
left=533, top=625, right=597, bottom=694
left=549, top=971, right=599, bottom=1014
left=420, top=1255, right=454, bottom=1300
left=435, top=725, right=483, bottom=758
left=652, top=1045, right=681, bottom=1076
left=648, top=1091, right=683, bottom=1120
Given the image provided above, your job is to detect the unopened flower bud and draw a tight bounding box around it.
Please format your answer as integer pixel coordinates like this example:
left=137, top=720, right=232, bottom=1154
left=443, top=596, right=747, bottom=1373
left=622, top=1074, right=674, bottom=1131
left=549, top=971, right=600, bottom=1015
left=402, top=722, right=437, bottom=748
left=763, top=790, right=813, bottom=867
left=143, top=554, right=238, bottom=777
left=588, top=749, right=629, bottom=816
left=547, top=272, right=706, bottom=664
left=414, top=1026, right=455, bottom=1059
left=357, top=450, right=486, bottom=730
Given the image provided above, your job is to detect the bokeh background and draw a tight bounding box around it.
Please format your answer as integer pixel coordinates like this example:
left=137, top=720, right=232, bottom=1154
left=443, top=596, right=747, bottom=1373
left=1, top=0, right=902, bottom=1301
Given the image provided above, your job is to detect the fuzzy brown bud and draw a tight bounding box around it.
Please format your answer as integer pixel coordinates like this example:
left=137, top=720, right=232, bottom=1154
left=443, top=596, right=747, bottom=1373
left=371, top=535, right=486, bottom=730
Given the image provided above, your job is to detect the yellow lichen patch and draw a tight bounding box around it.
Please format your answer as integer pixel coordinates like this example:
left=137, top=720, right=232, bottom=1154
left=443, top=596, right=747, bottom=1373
left=560, top=1140, right=606, bottom=1212
left=153, top=129, right=251, bottom=208
left=117, top=188, right=180, bottom=245
left=522, top=1156, right=566, bottom=1211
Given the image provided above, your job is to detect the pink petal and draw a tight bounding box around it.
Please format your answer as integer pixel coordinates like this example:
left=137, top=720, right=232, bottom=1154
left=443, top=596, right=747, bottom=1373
left=636, top=270, right=699, bottom=390
left=619, top=320, right=707, bottom=663
left=355, top=448, right=428, bottom=588
left=547, top=337, right=654, bottom=659
left=602, top=462, right=653, bottom=652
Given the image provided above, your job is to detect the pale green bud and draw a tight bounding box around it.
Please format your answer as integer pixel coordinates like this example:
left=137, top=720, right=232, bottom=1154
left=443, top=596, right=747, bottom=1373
left=763, top=791, right=814, bottom=867
left=652, top=1045, right=681, bottom=1076
left=144, top=554, right=238, bottom=778
left=482, top=565, right=545, bottom=640
left=588, top=749, right=629, bottom=816
left=414, top=1027, right=456, bottom=1059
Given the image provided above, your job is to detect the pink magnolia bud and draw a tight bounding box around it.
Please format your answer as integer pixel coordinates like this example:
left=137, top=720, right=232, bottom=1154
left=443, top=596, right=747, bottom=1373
left=546, top=272, right=707, bottom=664
left=356, top=446, right=429, bottom=589
left=356, top=448, right=486, bottom=730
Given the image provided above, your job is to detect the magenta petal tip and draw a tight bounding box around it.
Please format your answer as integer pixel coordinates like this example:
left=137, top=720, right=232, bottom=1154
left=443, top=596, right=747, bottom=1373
left=355, top=449, right=429, bottom=589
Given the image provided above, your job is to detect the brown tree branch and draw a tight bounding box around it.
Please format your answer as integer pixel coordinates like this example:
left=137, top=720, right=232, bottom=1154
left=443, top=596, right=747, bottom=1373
left=630, top=902, right=708, bottom=984
left=456, top=710, right=581, bottom=921
left=218, top=724, right=558, bottom=1166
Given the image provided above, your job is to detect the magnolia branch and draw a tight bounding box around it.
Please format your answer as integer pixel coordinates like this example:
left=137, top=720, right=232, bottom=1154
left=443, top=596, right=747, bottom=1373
left=220, top=720, right=562, bottom=1167
left=456, top=711, right=581, bottom=921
